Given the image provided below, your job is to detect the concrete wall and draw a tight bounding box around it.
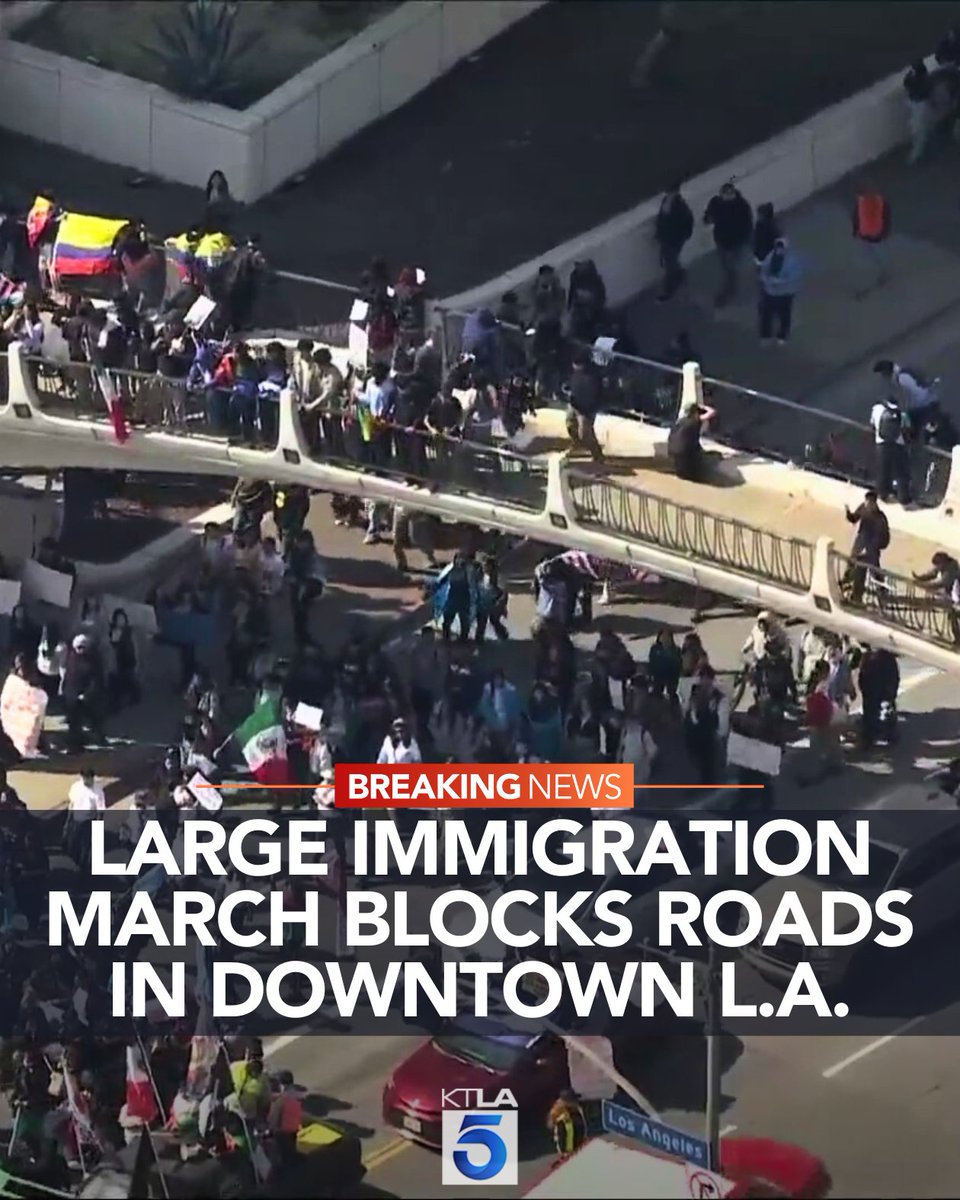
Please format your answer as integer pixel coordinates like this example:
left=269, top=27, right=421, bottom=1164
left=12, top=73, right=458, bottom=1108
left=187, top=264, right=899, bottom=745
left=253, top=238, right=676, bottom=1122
left=0, top=0, right=544, bottom=202
left=438, top=56, right=917, bottom=316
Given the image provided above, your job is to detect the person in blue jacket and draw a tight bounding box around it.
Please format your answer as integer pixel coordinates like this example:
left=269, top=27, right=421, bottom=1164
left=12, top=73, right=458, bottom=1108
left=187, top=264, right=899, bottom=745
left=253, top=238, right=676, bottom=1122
left=477, top=668, right=524, bottom=743
left=429, top=552, right=479, bottom=642
left=525, top=682, right=563, bottom=762
left=758, top=237, right=803, bottom=346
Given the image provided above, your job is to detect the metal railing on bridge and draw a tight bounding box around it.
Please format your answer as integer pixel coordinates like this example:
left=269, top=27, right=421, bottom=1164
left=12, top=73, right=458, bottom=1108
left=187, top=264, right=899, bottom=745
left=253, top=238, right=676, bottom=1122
left=256, top=269, right=357, bottom=342
left=434, top=303, right=952, bottom=507
left=19, top=355, right=549, bottom=514
left=567, top=470, right=815, bottom=595
left=829, top=549, right=959, bottom=652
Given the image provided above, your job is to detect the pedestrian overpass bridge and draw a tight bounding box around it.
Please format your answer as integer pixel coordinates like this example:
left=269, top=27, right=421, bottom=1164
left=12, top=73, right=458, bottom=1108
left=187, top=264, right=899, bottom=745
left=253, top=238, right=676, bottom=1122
left=2, top=342, right=960, bottom=671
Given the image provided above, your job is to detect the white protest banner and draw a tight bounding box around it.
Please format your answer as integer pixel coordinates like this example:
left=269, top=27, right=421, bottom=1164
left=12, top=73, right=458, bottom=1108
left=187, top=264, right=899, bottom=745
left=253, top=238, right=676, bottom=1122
left=185, top=294, right=217, bottom=329
left=188, top=773, right=223, bottom=813
left=564, top=1035, right=618, bottom=1100
left=0, top=672, right=48, bottom=757
left=22, top=559, right=73, bottom=608
left=726, top=730, right=782, bottom=777
left=348, top=320, right=369, bottom=369
left=101, top=595, right=158, bottom=636
left=0, top=579, right=21, bottom=616
left=292, top=702, right=324, bottom=731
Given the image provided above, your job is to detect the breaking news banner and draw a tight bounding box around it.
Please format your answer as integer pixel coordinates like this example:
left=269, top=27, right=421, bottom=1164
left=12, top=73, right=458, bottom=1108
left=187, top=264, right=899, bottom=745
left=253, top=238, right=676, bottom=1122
left=12, top=760, right=953, bottom=1046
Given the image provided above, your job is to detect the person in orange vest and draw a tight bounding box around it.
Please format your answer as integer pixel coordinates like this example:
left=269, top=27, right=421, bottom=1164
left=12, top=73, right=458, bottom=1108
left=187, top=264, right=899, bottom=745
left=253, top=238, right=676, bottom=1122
left=268, top=1069, right=303, bottom=1169
left=852, top=190, right=890, bottom=296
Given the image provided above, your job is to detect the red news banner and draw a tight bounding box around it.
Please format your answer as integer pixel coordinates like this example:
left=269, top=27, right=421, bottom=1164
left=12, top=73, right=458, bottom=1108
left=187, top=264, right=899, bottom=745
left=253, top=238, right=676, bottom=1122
left=334, top=763, right=635, bottom=809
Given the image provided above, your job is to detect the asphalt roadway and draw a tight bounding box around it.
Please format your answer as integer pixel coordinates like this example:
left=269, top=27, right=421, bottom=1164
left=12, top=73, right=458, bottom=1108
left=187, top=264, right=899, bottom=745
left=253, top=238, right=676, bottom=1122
left=251, top=587, right=960, bottom=1200
left=12, top=496, right=960, bottom=1197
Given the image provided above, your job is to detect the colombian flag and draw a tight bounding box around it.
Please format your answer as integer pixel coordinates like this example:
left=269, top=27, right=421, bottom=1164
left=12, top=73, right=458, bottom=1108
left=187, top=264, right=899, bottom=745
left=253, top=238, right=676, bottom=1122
left=54, top=212, right=128, bottom=277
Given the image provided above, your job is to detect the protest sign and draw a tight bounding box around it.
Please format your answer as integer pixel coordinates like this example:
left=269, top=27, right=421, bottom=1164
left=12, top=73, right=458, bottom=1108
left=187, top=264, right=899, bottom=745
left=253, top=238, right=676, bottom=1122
left=0, top=673, right=48, bottom=757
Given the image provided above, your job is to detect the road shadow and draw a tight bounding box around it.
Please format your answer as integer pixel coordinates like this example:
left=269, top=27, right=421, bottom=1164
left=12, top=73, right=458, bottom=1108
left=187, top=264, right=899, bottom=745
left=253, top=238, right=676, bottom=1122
left=639, top=1023, right=743, bottom=1118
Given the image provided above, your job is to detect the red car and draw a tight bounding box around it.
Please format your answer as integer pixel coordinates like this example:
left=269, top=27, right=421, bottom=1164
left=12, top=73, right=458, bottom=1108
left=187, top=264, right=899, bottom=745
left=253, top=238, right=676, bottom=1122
left=382, top=1020, right=569, bottom=1148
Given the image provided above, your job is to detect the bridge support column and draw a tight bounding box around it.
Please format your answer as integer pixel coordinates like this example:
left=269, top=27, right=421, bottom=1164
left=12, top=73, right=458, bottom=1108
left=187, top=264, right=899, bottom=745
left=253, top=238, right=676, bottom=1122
left=276, top=386, right=312, bottom=465
left=6, top=342, right=38, bottom=417
left=680, top=360, right=703, bottom=419
left=810, top=536, right=842, bottom=612
left=545, top=454, right=573, bottom=530
left=939, top=446, right=960, bottom=520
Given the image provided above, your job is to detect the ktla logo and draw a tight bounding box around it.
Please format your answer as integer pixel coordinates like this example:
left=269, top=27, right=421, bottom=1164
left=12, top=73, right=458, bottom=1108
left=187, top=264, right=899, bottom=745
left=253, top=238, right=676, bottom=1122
left=441, top=1088, right=519, bottom=1186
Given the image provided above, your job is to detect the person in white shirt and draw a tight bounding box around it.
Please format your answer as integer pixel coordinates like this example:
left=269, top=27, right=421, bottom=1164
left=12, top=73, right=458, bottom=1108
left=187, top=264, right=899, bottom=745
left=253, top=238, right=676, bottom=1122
left=68, top=768, right=106, bottom=816
left=377, top=717, right=422, bottom=765
left=869, top=395, right=911, bottom=506
left=66, top=768, right=105, bottom=869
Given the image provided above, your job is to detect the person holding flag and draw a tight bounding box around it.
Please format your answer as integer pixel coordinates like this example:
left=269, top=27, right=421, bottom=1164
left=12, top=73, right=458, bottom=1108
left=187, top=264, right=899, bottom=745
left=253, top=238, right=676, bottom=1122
left=230, top=688, right=289, bottom=787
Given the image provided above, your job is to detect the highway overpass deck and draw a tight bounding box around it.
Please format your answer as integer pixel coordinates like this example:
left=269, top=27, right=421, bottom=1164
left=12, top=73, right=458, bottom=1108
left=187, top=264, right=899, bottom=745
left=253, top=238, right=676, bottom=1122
left=1, top=344, right=957, bottom=670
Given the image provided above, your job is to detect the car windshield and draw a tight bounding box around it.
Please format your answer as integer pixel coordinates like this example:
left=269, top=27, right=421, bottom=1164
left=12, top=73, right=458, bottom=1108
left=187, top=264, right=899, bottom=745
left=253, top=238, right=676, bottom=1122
left=802, top=840, right=901, bottom=891
left=432, top=1033, right=526, bottom=1074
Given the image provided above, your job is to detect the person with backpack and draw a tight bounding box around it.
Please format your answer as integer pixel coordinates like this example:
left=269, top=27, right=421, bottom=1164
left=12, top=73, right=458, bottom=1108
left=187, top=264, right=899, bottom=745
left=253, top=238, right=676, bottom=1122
left=843, top=490, right=890, bottom=603
left=873, top=359, right=939, bottom=437
left=870, top=395, right=911, bottom=505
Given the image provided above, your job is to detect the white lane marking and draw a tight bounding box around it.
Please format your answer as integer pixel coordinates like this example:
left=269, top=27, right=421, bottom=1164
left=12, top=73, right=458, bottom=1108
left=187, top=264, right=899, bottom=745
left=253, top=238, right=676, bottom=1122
left=269, top=669, right=944, bottom=1066
left=719, top=1124, right=738, bottom=1137
left=821, top=1015, right=928, bottom=1079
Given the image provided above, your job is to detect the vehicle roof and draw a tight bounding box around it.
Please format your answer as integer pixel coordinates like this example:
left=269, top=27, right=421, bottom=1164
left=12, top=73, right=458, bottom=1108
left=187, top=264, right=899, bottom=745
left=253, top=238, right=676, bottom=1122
left=845, top=783, right=960, bottom=851
left=444, top=1015, right=540, bottom=1048
left=522, top=1139, right=730, bottom=1199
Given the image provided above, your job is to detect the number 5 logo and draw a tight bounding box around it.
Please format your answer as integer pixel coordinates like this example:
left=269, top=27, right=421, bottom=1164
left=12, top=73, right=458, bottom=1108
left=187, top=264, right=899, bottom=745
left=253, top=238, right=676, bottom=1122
left=442, top=1110, right=518, bottom=1186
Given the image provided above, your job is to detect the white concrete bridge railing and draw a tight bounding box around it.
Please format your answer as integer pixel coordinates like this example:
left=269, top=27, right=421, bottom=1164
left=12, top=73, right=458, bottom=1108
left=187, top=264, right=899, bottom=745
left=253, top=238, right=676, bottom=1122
left=1, top=343, right=958, bottom=671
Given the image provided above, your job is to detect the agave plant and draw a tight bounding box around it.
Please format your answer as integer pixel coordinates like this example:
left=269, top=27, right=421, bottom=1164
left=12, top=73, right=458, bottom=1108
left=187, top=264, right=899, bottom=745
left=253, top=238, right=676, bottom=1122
left=145, top=0, right=260, bottom=106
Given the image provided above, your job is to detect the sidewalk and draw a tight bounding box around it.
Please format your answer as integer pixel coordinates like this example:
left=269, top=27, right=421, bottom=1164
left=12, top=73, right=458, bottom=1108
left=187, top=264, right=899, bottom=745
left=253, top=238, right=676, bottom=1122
left=624, top=149, right=960, bottom=423
left=0, top=2, right=951, bottom=299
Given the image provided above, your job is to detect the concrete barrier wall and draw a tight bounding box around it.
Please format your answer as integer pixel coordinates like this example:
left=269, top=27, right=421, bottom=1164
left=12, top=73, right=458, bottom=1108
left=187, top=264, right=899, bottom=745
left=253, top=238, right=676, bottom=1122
left=439, top=59, right=916, bottom=316
left=0, top=0, right=544, bottom=202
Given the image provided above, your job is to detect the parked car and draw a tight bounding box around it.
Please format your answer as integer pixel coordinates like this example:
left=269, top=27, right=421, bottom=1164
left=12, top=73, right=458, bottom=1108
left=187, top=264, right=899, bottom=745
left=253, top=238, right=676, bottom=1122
left=382, top=1017, right=569, bottom=1149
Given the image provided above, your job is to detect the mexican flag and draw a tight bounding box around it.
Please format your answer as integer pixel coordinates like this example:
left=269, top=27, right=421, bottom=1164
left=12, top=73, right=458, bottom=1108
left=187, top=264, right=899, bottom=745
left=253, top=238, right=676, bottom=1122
left=234, top=695, right=289, bottom=785
left=125, top=1043, right=159, bottom=1125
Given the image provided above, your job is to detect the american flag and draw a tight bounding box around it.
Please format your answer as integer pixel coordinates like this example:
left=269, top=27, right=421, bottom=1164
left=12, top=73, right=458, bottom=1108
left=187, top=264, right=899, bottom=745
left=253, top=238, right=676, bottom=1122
left=549, top=550, right=658, bottom=586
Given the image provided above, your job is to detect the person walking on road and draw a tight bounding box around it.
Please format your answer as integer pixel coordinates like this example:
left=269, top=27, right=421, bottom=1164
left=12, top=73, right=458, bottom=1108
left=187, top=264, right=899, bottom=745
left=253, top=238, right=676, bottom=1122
left=654, top=181, right=694, bottom=302
left=703, top=180, right=753, bottom=308
left=903, top=60, right=935, bottom=164
left=870, top=394, right=911, bottom=506
left=852, top=189, right=891, bottom=296
left=843, top=490, right=890, bottom=603
left=757, top=238, right=802, bottom=345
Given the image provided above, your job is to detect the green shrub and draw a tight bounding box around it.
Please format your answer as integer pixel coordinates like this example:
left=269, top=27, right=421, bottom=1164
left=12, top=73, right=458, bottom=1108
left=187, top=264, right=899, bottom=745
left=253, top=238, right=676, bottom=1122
left=143, top=0, right=259, bottom=106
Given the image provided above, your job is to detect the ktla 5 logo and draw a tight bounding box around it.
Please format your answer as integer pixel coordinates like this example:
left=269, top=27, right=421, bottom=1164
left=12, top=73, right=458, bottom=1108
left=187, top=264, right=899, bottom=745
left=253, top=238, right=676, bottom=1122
left=441, top=1088, right=519, bottom=1186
